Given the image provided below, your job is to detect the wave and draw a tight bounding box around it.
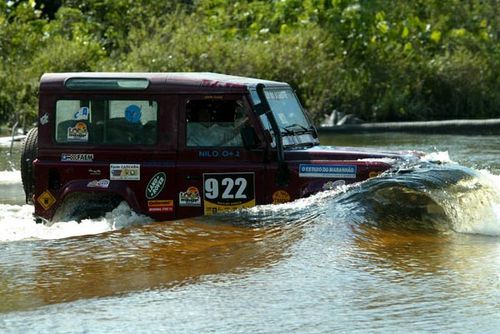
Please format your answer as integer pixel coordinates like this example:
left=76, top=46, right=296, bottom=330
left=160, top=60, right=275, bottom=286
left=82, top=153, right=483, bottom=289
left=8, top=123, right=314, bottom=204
left=334, top=160, right=500, bottom=236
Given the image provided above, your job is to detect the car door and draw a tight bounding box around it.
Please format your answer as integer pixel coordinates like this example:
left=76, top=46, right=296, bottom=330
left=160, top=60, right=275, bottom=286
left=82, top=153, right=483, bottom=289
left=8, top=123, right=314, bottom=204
left=175, top=93, right=268, bottom=219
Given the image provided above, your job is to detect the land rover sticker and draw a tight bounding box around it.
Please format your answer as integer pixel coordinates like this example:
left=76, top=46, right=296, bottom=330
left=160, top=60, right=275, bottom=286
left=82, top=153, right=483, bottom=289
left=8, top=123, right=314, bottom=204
left=146, top=172, right=166, bottom=199
left=203, top=173, right=255, bottom=215
left=299, top=164, right=357, bottom=178
left=179, top=186, right=201, bottom=207
left=110, top=164, right=140, bottom=180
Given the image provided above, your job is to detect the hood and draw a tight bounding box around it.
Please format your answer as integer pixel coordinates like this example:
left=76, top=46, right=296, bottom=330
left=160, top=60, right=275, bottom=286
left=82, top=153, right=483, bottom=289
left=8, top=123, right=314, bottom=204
left=284, top=145, right=424, bottom=163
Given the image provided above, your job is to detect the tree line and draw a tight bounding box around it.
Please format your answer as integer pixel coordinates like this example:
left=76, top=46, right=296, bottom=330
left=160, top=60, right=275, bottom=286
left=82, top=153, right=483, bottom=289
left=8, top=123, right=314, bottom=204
left=1, top=0, right=498, bottom=129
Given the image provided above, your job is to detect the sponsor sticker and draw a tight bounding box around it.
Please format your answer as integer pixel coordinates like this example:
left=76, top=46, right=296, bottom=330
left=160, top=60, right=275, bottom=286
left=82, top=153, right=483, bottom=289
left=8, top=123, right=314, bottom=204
left=87, top=179, right=110, bottom=188
left=61, top=153, right=94, bottom=162
left=37, top=190, right=56, bottom=210
left=272, top=190, right=291, bottom=204
left=125, top=104, right=142, bottom=123
left=146, top=172, right=166, bottom=199
left=179, top=186, right=201, bottom=207
left=203, top=173, right=255, bottom=215
left=148, top=200, right=174, bottom=213
left=299, top=164, right=357, bottom=178
left=110, top=164, right=140, bottom=180
left=67, top=122, right=89, bottom=142
left=74, top=106, right=89, bottom=120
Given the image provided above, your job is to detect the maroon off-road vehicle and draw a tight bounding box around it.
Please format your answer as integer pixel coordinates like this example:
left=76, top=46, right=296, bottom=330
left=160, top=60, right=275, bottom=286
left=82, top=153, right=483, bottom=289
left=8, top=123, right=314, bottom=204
left=21, top=72, right=411, bottom=223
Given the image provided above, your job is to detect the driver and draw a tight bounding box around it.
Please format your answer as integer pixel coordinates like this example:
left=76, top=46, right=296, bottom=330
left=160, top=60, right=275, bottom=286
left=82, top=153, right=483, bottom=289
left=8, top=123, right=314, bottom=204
left=186, top=106, right=247, bottom=147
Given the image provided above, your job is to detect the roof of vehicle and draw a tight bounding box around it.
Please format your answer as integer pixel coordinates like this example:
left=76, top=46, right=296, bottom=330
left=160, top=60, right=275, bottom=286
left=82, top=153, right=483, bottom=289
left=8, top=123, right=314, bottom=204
left=40, top=72, right=289, bottom=92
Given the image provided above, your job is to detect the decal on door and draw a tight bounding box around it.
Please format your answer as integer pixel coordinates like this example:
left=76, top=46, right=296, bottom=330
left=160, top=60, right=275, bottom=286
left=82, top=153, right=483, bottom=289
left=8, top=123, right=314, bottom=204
left=299, top=164, right=357, bottom=178
left=179, top=186, right=201, bottom=207
left=203, top=173, right=255, bottom=215
left=110, top=164, right=140, bottom=180
left=148, top=200, right=174, bottom=213
left=145, top=172, right=166, bottom=199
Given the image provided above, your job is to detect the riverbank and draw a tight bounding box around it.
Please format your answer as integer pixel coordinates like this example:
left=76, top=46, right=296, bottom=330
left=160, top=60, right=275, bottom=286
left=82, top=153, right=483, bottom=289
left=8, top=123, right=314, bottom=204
left=318, top=118, right=500, bottom=135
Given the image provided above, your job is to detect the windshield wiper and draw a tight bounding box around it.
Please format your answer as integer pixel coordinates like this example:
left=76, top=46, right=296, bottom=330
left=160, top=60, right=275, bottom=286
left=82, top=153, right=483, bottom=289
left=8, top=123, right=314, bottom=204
left=280, top=127, right=295, bottom=136
left=283, top=123, right=310, bottom=133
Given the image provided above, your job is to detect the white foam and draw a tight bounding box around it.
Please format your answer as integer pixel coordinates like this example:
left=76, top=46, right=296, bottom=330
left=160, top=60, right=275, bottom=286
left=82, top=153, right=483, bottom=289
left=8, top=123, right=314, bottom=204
left=0, top=170, right=21, bottom=184
left=0, top=202, right=153, bottom=242
left=449, top=170, right=500, bottom=236
left=422, top=151, right=453, bottom=164
left=357, top=157, right=398, bottom=164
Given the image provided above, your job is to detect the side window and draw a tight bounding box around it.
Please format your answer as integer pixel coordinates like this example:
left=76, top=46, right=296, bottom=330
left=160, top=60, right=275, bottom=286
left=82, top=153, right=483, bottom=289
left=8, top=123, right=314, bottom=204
left=55, top=99, right=158, bottom=145
left=186, top=98, right=249, bottom=147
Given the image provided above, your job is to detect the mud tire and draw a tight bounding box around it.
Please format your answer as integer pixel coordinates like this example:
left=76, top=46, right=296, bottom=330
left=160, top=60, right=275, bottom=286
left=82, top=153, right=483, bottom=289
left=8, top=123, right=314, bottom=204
left=20, top=127, right=38, bottom=204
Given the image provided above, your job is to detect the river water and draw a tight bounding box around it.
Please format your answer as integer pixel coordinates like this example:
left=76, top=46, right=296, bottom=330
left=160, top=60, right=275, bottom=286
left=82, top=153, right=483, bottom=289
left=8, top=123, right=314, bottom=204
left=0, top=133, right=499, bottom=333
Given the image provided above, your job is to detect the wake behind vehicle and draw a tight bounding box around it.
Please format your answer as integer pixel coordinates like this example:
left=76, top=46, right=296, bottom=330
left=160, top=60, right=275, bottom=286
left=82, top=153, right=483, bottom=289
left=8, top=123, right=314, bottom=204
left=21, top=72, right=417, bottom=223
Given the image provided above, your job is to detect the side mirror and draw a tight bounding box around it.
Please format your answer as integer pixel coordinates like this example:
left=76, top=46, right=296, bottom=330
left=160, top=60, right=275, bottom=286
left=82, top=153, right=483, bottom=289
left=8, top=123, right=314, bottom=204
left=241, top=126, right=258, bottom=149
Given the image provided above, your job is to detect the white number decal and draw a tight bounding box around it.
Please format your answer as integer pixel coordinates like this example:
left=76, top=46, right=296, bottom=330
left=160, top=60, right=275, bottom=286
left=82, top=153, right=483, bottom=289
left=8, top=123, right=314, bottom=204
left=204, top=178, right=219, bottom=199
left=221, top=178, right=234, bottom=199
left=205, top=177, right=248, bottom=200
left=234, top=178, right=247, bottom=199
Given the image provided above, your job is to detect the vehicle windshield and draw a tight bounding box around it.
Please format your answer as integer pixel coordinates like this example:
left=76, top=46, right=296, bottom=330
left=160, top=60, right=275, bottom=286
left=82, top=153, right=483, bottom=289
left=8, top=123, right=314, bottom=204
left=250, top=87, right=317, bottom=148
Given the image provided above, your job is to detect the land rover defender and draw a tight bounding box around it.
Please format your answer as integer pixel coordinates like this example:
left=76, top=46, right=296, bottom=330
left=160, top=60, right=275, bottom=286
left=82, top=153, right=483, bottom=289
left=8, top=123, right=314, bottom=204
left=22, top=72, right=405, bottom=222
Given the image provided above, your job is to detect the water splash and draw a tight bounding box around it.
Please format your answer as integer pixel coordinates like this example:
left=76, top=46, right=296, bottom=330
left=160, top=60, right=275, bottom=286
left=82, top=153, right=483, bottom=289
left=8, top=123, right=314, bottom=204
left=436, top=170, right=500, bottom=236
left=421, top=151, right=453, bottom=164
left=0, top=170, right=21, bottom=184
left=0, top=202, right=152, bottom=242
left=335, top=157, right=500, bottom=236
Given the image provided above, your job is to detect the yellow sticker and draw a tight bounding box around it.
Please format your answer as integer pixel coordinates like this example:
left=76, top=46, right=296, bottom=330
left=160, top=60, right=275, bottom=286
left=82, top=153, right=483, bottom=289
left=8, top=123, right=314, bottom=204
left=369, top=171, right=382, bottom=178
left=204, top=199, right=256, bottom=216
left=272, top=190, right=291, bottom=204
left=37, top=191, right=56, bottom=210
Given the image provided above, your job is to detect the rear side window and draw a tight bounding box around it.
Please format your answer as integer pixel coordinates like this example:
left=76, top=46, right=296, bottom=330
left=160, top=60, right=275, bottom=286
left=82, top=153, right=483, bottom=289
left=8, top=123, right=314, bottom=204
left=55, top=99, right=158, bottom=145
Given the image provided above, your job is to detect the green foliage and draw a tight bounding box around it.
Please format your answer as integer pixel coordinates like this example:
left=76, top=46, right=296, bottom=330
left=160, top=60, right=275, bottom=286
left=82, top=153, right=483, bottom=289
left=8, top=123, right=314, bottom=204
left=0, top=1, right=45, bottom=126
left=0, top=0, right=498, bottom=127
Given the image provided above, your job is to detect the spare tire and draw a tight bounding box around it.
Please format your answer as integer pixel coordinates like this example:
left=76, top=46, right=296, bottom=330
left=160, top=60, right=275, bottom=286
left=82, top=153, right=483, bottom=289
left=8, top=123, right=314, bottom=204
left=21, top=127, right=38, bottom=204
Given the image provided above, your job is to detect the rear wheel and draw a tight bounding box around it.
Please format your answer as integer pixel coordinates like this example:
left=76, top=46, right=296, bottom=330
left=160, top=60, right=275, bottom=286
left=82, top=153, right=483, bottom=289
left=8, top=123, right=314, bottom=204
left=52, top=192, right=124, bottom=222
left=20, top=127, right=38, bottom=204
